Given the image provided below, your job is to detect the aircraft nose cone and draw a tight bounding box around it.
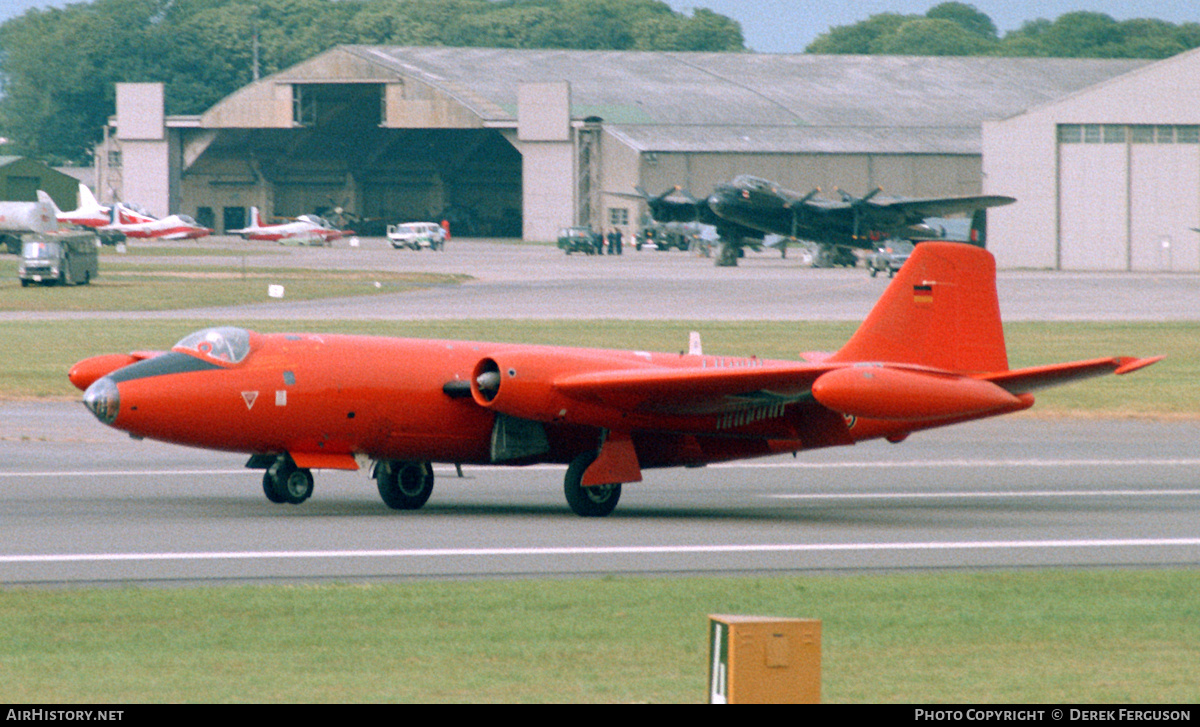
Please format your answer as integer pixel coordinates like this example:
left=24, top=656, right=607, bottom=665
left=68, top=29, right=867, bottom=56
left=83, top=376, right=120, bottom=424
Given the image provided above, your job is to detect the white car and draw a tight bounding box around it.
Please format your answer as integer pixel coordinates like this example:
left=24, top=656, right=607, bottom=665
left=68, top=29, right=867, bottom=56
left=387, top=222, right=446, bottom=250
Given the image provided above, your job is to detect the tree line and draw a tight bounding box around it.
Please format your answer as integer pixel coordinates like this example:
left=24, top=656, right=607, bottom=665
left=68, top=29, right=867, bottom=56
left=0, top=0, right=744, bottom=164
left=807, top=2, right=1200, bottom=59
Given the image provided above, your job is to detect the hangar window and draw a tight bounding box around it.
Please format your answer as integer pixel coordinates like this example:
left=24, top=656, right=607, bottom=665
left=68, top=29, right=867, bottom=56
left=1057, top=125, right=1082, bottom=143
left=1177, top=126, right=1199, bottom=144
left=608, top=208, right=629, bottom=226
left=1131, top=125, right=1155, bottom=144
left=1155, top=125, right=1175, bottom=143
left=1103, top=125, right=1125, bottom=143
left=1083, top=125, right=1102, bottom=143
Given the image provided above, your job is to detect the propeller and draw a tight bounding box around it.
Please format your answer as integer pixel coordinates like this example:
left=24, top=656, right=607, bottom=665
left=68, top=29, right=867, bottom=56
left=631, top=185, right=702, bottom=223
left=836, top=187, right=884, bottom=240
left=784, top=188, right=822, bottom=239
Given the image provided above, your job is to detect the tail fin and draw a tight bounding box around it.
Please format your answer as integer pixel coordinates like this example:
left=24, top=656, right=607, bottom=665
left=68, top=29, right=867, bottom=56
left=249, top=207, right=261, bottom=228
left=77, top=184, right=104, bottom=213
left=969, top=208, right=987, bottom=247
left=37, top=189, right=62, bottom=215
left=830, top=242, right=1008, bottom=374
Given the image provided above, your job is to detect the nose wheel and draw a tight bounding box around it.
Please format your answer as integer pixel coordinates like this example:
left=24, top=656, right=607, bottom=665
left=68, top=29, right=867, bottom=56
left=262, top=459, right=314, bottom=504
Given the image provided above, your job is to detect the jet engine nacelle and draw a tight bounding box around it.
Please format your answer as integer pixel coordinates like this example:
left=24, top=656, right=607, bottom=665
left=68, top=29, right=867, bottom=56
left=470, top=352, right=625, bottom=426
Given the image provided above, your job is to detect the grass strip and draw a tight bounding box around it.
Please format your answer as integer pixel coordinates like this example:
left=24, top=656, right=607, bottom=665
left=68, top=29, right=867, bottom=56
left=0, top=257, right=465, bottom=312
left=0, top=570, right=1196, bottom=703
left=2, top=319, right=1191, bottom=416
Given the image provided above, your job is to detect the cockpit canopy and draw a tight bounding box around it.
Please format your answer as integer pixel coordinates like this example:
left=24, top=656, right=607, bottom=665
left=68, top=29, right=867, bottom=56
left=172, top=327, right=252, bottom=365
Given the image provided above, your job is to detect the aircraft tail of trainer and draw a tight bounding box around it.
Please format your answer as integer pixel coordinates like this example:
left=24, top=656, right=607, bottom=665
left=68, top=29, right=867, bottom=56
left=831, top=241, right=1008, bottom=374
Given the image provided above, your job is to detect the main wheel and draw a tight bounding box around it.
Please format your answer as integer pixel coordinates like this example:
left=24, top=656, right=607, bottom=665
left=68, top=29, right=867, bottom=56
left=279, top=467, right=314, bottom=504
left=263, top=470, right=285, bottom=503
left=377, top=460, right=434, bottom=510
left=563, top=452, right=621, bottom=517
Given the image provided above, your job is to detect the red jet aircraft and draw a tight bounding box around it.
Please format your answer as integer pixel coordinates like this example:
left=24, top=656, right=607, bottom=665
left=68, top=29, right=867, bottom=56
left=69, top=243, right=1159, bottom=516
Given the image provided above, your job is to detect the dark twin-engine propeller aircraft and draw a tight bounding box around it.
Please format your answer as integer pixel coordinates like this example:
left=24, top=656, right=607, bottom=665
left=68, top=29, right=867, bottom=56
left=634, top=175, right=1015, bottom=266
left=69, top=243, right=1157, bottom=517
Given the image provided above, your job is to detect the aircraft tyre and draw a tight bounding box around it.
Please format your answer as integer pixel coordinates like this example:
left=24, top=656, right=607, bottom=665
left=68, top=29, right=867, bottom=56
left=262, top=471, right=286, bottom=503
left=377, top=460, right=434, bottom=510
left=715, top=243, right=739, bottom=267
left=563, top=452, right=622, bottom=517
left=263, top=462, right=314, bottom=504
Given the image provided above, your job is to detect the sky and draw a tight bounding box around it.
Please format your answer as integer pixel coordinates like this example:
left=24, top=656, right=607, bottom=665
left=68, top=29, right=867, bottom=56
left=2, top=0, right=1199, bottom=54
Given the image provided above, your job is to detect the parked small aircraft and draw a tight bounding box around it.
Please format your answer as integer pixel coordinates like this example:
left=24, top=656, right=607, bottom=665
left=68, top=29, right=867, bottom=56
left=228, top=207, right=353, bottom=244
left=49, top=183, right=111, bottom=229
left=69, top=242, right=1158, bottom=516
left=98, top=203, right=212, bottom=240
left=634, top=176, right=1015, bottom=266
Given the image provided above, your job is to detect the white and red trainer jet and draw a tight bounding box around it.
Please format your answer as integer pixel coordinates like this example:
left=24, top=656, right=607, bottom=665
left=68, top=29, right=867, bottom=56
left=228, top=207, right=352, bottom=244
left=99, top=203, right=212, bottom=240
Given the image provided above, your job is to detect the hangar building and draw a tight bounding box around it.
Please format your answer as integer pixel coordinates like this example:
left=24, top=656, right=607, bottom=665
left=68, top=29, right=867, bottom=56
left=99, top=46, right=1182, bottom=269
left=0, top=156, right=81, bottom=210
left=984, top=45, right=1200, bottom=272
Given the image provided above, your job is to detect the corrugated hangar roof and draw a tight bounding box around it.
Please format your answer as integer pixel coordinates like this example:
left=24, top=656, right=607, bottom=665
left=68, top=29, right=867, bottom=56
left=279, top=47, right=1151, bottom=154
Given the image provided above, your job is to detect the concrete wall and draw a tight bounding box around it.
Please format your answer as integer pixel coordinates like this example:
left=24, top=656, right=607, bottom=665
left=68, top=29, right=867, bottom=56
left=518, top=82, right=574, bottom=241
left=115, top=83, right=172, bottom=217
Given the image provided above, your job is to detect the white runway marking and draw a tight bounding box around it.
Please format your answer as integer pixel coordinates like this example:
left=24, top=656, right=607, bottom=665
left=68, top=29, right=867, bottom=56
left=767, top=489, right=1200, bottom=500
left=3, top=538, right=1198, bottom=565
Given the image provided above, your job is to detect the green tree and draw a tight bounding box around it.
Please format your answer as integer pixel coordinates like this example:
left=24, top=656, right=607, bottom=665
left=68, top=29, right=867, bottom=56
left=806, top=12, right=917, bottom=54
left=925, top=2, right=997, bottom=39
left=810, top=6, right=1200, bottom=61
left=0, top=0, right=744, bottom=163
left=870, top=18, right=995, bottom=56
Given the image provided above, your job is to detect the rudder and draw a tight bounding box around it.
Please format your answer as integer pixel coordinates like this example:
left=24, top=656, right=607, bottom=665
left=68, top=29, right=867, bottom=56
left=830, top=242, right=1008, bottom=374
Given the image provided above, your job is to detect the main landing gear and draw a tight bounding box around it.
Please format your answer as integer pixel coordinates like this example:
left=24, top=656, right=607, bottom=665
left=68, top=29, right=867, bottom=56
left=563, top=451, right=622, bottom=517
left=374, top=460, right=435, bottom=510
left=256, top=453, right=623, bottom=517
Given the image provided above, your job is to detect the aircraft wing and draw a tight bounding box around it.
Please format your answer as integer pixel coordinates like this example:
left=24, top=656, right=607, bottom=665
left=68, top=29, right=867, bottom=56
left=864, top=194, right=1015, bottom=219
left=554, top=362, right=833, bottom=416
left=611, top=186, right=709, bottom=225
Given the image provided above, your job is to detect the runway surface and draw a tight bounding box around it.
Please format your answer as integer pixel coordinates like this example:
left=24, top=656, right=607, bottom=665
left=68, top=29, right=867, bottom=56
left=4, top=236, right=1197, bottom=586
left=2, top=403, right=1197, bottom=585
left=11, top=236, right=1200, bottom=321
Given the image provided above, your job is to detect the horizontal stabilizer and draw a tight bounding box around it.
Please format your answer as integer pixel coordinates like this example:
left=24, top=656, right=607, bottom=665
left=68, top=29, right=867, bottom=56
left=985, top=356, right=1163, bottom=394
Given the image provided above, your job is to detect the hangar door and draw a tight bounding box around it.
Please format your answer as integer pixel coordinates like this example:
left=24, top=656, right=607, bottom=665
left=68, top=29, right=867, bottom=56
left=1058, top=124, right=1200, bottom=271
